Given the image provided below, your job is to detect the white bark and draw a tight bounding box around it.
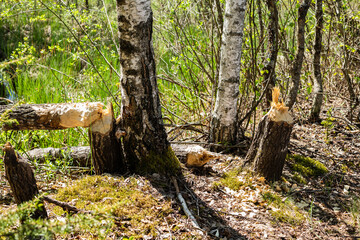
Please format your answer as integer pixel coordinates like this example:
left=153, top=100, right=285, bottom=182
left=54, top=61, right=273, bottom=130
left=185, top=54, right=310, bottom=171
left=210, top=0, right=247, bottom=148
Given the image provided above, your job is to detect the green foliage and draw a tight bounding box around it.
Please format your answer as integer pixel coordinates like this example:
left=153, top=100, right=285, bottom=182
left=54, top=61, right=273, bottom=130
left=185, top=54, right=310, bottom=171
left=0, top=197, right=113, bottom=239
left=321, top=109, right=335, bottom=144
left=212, top=168, right=254, bottom=191
left=349, top=197, right=360, bottom=229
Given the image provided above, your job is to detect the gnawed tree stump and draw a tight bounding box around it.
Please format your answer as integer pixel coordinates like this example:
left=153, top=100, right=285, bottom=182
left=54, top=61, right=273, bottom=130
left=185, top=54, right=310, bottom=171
left=244, top=88, right=294, bottom=181
left=3, top=142, right=47, bottom=219
left=0, top=102, right=104, bottom=130
left=89, top=104, right=125, bottom=174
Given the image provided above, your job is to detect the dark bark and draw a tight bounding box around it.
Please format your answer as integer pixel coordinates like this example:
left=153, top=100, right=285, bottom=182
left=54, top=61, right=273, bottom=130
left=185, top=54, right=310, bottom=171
left=263, top=0, right=279, bottom=108
left=244, top=115, right=293, bottom=181
left=309, top=0, right=324, bottom=122
left=89, top=105, right=125, bottom=174
left=286, top=0, right=311, bottom=109
left=117, top=0, right=179, bottom=174
left=3, top=142, right=47, bottom=219
left=0, top=102, right=103, bottom=131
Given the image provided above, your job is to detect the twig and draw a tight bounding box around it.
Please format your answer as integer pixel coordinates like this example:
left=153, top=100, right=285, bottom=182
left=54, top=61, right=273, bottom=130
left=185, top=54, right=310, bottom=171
left=42, top=196, right=129, bottom=222
left=43, top=196, right=84, bottom=213
left=171, top=176, right=204, bottom=235
left=170, top=141, right=247, bottom=148
left=238, top=76, right=273, bottom=125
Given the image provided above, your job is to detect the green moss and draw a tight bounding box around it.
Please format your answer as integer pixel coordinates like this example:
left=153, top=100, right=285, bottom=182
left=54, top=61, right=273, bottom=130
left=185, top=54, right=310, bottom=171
left=293, top=172, right=307, bottom=184
left=137, top=146, right=180, bottom=175
left=212, top=168, right=254, bottom=191
left=54, top=175, right=174, bottom=238
left=261, top=191, right=306, bottom=225
left=287, top=154, right=328, bottom=177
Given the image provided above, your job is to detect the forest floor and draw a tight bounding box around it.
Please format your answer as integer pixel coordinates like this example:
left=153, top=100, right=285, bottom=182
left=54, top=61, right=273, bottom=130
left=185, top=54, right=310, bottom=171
left=1, top=100, right=360, bottom=239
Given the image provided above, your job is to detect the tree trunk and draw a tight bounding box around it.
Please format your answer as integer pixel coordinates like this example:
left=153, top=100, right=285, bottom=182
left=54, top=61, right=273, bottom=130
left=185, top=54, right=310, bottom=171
left=244, top=88, right=294, bottom=181
left=286, top=0, right=311, bottom=110
left=117, top=0, right=179, bottom=174
left=0, top=102, right=104, bottom=130
left=3, top=142, right=47, bottom=219
left=335, top=0, right=359, bottom=121
left=89, top=104, right=125, bottom=174
left=262, top=0, right=279, bottom=108
left=309, top=0, right=324, bottom=122
left=209, top=0, right=247, bottom=152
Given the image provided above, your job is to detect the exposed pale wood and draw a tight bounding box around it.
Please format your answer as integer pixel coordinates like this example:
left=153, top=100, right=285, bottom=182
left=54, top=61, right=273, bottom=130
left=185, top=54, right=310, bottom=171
left=172, top=144, right=219, bottom=167
left=244, top=88, right=294, bottom=181
left=0, top=102, right=104, bottom=130
left=89, top=104, right=125, bottom=174
left=3, top=142, right=47, bottom=219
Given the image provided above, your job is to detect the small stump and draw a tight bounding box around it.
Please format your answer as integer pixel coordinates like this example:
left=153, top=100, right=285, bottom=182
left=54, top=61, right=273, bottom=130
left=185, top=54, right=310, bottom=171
left=3, top=142, right=47, bottom=219
left=244, top=88, right=294, bottom=181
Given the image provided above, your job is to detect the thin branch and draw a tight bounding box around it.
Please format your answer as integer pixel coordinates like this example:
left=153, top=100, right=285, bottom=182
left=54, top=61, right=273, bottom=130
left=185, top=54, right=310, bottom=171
left=171, top=176, right=205, bottom=235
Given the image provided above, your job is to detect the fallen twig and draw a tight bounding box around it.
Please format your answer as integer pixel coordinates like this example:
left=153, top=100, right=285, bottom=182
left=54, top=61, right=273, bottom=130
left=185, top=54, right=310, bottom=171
left=42, top=196, right=129, bottom=222
left=171, top=176, right=205, bottom=235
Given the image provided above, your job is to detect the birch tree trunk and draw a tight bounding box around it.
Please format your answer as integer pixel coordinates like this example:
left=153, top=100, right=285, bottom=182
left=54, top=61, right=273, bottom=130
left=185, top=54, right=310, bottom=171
left=210, top=0, right=247, bottom=151
left=309, top=0, right=324, bottom=122
left=117, top=0, right=179, bottom=174
left=285, top=0, right=311, bottom=110
left=263, top=0, right=279, bottom=108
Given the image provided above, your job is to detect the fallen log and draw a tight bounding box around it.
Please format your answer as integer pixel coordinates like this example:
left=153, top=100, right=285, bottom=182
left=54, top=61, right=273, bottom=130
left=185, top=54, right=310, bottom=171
left=244, top=88, right=294, bottom=181
left=3, top=142, right=47, bottom=219
left=24, top=144, right=217, bottom=168
left=23, top=146, right=91, bottom=167
left=0, top=102, right=104, bottom=130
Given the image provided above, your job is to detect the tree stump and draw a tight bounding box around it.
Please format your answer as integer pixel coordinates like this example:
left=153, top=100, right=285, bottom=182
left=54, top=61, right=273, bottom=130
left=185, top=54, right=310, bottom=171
left=89, top=104, right=125, bottom=174
left=3, top=142, right=47, bottom=219
left=244, top=88, right=294, bottom=181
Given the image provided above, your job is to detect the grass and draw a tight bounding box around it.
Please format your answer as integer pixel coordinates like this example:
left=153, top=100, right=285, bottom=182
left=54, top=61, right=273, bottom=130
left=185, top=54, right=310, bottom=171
left=261, top=191, right=306, bottom=225
left=212, top=167, right=254, bottom=191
